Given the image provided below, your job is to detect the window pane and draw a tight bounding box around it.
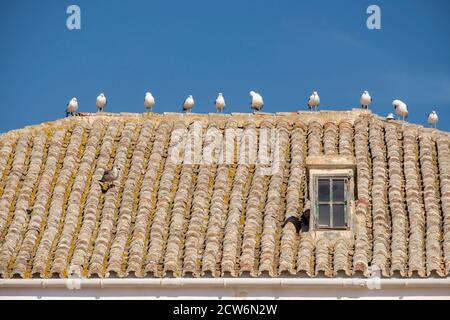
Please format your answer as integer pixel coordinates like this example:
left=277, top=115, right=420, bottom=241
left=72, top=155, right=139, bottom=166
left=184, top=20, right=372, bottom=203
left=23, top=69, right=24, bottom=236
left=318, top=204, right=330, bottom=227
left=332, top=179, right=345, bottom=201
left=318, top=179, right=330, bottom=201
left=333, top=204, right=346, bottom=228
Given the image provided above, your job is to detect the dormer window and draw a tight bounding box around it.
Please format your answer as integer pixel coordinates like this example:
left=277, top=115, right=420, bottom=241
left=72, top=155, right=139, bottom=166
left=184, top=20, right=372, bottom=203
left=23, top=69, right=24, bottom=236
left=306, top=165, right=355, bottom=232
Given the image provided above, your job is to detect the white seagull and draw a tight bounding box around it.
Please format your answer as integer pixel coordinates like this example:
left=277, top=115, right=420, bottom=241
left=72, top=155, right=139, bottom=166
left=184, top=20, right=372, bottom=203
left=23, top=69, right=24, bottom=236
left=96, top=93, right=107, bottom=112
left=360, top=90, right=372, bottom=109
left=250, top=91, right=264, bottom=112
left=427, top=111, right=438, bottom=128
left=392, top=99, right=408, bottom=121
left=144, top=91, right=155, bottom=112
left=386, top=113, right=395, bottom=121
left=215, top=93, right=226, bottom=113
left=99, top=165, right=121, bottom=187
left=66, top=97, right=78, bottom=117
left=183, top=95, right=194, bottom=113
left=308, top=91, right=320, bottom=112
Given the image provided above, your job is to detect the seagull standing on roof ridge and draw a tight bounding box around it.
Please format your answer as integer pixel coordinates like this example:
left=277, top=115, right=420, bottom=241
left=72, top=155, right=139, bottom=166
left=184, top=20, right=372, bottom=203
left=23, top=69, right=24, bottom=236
left=428, top=110, right=438, bottom=128
left=392, top=99, right=408, bottom=121
left=66, top=97, right=78, bottom=117
left=215, top=93, right=226, bottom=113
left=250, top=91, right=264, bottom=112
left=308, top=91, right=320, bottom=112
left=144, top=91, right=155, bottom=112
left=183, top=95, right=194, bottom=113
left=96, top=93, right=107, bottom=112
left=360, top=90, right=372, bottom=109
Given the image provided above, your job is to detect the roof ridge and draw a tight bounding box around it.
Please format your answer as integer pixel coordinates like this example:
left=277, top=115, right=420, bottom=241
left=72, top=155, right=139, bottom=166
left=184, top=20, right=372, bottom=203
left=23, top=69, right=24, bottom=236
left=1, top=108, right=449, bottom=138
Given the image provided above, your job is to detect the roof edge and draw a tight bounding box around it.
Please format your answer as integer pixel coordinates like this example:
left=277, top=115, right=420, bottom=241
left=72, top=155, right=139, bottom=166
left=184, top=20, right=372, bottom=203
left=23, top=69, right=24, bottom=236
left=2, top=278, right=450, bottom=289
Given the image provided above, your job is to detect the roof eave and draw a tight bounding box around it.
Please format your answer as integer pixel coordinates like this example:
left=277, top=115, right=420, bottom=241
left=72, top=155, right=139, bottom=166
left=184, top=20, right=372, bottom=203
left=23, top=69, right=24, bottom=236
left=2, top=278, right=450, bottom=289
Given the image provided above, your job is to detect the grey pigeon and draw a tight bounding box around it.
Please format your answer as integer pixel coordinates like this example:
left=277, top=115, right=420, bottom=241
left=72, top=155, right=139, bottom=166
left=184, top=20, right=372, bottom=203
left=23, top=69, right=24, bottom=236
left=99, top=166, right=120, bottom=186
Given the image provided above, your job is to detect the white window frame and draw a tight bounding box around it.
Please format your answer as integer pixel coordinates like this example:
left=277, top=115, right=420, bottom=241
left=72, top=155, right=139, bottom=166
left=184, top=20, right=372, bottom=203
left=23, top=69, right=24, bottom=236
left=308, top=168, right=355, bottom=232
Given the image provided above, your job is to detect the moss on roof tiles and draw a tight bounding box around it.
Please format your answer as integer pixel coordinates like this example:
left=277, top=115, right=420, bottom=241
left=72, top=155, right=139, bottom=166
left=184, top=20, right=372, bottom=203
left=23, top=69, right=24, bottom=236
left=0, top=109, right=450, bottom=279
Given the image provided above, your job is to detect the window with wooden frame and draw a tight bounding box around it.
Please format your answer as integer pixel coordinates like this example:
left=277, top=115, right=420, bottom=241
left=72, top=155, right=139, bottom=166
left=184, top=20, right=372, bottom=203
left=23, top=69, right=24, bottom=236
left=315, top=176, right=348, bottom=229
left=307, top=168, right=354, bottom=231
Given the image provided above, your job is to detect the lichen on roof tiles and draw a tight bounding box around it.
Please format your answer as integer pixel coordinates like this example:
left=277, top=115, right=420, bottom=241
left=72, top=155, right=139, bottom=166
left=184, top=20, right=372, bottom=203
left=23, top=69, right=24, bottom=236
left=0, top=109, right=450, bottom=279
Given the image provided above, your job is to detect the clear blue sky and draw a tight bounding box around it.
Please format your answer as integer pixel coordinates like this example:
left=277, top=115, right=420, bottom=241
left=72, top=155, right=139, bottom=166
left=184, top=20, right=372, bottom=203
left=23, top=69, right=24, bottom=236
left=0, top=0, right=449, bottom=133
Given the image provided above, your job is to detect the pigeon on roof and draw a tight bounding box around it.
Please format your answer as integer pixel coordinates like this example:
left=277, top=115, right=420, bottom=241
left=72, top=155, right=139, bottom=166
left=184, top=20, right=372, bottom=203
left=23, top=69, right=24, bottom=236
left=144, top=92, right=155, bottom=112
left=183, top=95, right=194, bottom=113
left=215, top=93, right=225, bottom=113
left=66, top=97, right=78, bottom=117
left=427, top=110, right=438, bottom=128
left=96, top=93, right=107, bottom=112
left=360, top=90, right=372, bottom=109
left=99, top=166, right=121, bottom=186
left=250, top=91, right=264, bottom=112
left=283, top=200, right=311, bottom=233
left=392, top=99, right=408, bottom=121
left=308, top=91, right=320, bottom=112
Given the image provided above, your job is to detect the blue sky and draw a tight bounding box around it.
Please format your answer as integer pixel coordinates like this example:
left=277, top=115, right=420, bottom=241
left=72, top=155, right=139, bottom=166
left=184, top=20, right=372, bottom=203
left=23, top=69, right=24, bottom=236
left=0, top=0, right=449, bottom=133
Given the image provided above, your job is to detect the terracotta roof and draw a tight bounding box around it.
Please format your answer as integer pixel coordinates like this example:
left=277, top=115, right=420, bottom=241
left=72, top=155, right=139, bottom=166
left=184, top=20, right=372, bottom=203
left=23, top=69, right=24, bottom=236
left=0, top=109, right=449, bottom=279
